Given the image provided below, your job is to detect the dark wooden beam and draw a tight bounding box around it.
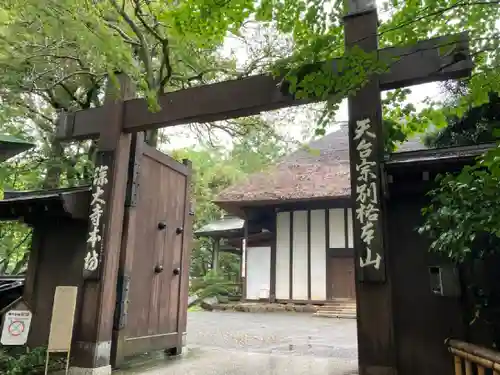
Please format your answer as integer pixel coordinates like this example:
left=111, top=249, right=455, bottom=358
left=56, top=33, right=472, bottom=141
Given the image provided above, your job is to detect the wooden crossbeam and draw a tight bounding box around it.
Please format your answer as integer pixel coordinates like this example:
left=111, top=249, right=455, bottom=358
left=56, top=32, right=472, bottom=141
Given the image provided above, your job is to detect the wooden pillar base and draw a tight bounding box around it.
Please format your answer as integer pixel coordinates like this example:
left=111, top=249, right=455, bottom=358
left=71, top=340, right=112, bottom=369
left=67, top=365, right=112, bottom=375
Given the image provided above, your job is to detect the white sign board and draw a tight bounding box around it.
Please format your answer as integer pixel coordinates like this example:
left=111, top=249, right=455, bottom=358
left=1, top=310, right=32, bottom=345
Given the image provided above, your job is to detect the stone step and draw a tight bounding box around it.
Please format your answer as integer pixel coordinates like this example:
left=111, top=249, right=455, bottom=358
left=315, top=298, right=357, bottom=319
left=315, top=299, right=356, bottom=319
left=319, top=307, right=356, bottom=313
left=313, top=311, right=356, bottom=319
left=321, top=299, right=356, bottom=305
left=318, top=304, right=355, bottom=310
left=320, top=304, right=356, bottom=309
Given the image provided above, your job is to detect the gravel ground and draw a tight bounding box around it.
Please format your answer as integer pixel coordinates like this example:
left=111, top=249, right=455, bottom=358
left=116, top=311, right=359, bottom=375
left=186, top=311, right=358, bottom=360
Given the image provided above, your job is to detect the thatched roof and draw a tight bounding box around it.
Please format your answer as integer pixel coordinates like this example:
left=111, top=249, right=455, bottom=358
left=215, top=123, right=425, bottom=206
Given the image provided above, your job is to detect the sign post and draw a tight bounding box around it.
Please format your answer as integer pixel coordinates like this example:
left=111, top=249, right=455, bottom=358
left=44, top=286, right=78, bottom=375
left=1, top=310, right=32, bottom=346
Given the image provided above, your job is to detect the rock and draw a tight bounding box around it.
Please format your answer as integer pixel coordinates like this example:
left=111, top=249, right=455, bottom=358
left=234, top=304, right=246, bottom=312
left=188, top=294, right=199, bottom=305
left=303, top=304, right=318, bottom=313
left=200, top=296, right=218, bottom=311
left=218, top=295, right=230, bottom=304
left=273, top=304, right=286, bottom=312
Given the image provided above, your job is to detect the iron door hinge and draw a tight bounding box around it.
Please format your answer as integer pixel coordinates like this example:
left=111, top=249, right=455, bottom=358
left=114, top=274, right=131, bottom=330
left=125, top=160, right=141, bottom=207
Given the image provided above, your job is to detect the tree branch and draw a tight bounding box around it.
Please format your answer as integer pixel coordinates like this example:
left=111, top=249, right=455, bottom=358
left=108, top=0, right=155, bottom=88
left=104, top=20, right=141, bottom=46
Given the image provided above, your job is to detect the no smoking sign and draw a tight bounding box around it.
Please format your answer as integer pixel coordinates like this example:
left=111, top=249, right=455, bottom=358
left=1, top=310, right=32, bottom=345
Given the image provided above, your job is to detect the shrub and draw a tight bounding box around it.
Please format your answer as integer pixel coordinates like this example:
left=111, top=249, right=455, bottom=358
left=0, top=346, right=64, bottom=375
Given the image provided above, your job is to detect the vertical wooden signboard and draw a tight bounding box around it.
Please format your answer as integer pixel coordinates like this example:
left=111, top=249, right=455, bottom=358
left=84, top=152, right=114, bottom=279
left=44, top=286, right=78, bottom=375
left=345, top=4, right=386, bottom=284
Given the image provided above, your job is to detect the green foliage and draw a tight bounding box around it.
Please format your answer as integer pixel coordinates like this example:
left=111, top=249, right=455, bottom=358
left=419, top=93, right=500, bottom=262
left=418, top=85, right=500, bottom=340
left=378, top=0, right=500, bottom=131
left=188, top=270, right=240, bottom=307
left=0, top=152, right=41, bottom=275
left=419, top=162, right=500, bottom=262
left=265, top=0, right=500, bottom=139
left=424, top=92, right=500, bottom=148
left=2, top=0, right=497, bottom=149
left=0, top=222, right=31, bottom=275
left=0, top=346, right=63, bottom=375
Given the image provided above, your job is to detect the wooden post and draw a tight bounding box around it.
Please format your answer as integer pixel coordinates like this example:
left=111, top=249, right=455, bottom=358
left=71, top=74, right=135, bottom=373
left=344, top=2, right=396, bottom=375
left=176, top=158, right=194, bottom=353
left=110, top=131, right=144, bottom=368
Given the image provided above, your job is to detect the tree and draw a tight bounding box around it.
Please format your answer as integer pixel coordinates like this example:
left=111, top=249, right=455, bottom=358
left=424, top=92, right=500, bottom=148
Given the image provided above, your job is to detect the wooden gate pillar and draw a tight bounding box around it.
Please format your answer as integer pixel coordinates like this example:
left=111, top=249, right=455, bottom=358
left=70, top=74, right=135, bottom=374
left=344, top=3, right=397, bottom=375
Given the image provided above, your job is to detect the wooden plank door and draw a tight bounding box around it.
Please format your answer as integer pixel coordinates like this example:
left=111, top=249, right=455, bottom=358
left=329, top=257, right=356, bottom=299
left=113, top=143, right=191, bottom=365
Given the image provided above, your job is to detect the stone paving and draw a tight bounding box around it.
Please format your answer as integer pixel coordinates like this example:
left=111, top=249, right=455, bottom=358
left=117, top=311, right=359, bottom=375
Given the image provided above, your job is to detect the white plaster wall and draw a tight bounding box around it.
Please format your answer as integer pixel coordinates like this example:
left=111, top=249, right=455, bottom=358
left=347, top=208, right=354, bottom=248
left=292, top=211, right=308, bottom=300
left=329, top=208, right=346, bottom=248
left=310, top=209, right=327, bottom=300
left=275, top=212, right=291, bottom=300
left=246, top=246, right=271, bottom=300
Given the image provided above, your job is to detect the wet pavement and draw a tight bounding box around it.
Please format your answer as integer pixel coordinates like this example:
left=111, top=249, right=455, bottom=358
left=116, top=311, right=359, bottom=375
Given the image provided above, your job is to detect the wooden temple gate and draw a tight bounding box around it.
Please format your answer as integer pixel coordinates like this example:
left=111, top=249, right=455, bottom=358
left=52, top=0, right=473, bottom=372
left=0, top=0, right=475, bottom=373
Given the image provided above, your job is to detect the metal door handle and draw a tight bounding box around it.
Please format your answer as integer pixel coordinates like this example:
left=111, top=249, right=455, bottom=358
left=173, top=268, right=180, bottom=276
left=158, top=221, right=167, bottom=230
left=154, top=265, right=164, bottom=273
left=176, top=227, right=183, bottom=235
